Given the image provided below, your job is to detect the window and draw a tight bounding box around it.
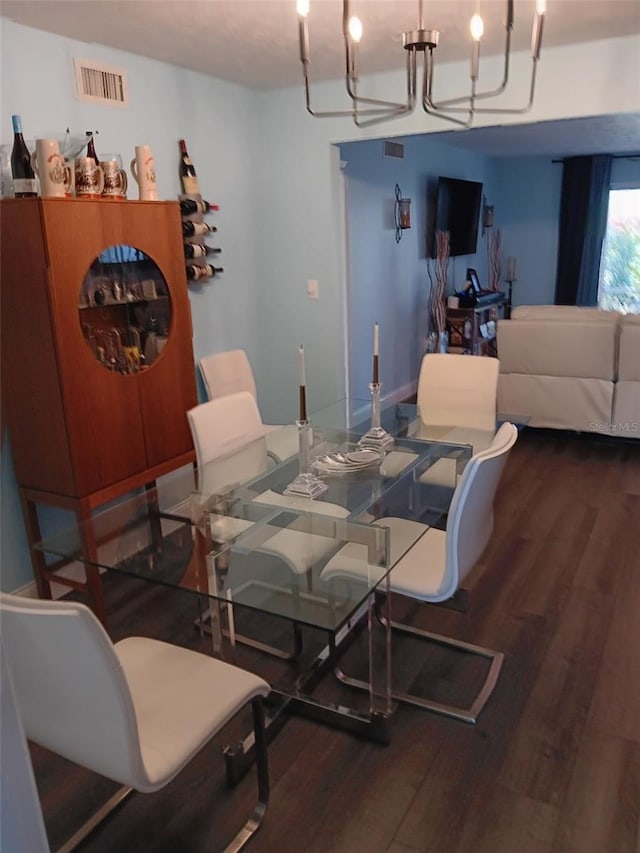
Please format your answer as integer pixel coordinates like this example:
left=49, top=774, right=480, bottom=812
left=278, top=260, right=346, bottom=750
left=598, top=188, right=640, bottom=313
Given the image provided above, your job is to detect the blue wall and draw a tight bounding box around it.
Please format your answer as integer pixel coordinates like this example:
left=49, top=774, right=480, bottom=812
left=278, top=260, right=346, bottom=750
left=1, top=16, right=639, bottom=591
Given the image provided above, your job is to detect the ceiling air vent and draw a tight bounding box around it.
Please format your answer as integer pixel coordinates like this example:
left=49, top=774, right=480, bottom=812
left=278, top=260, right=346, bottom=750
left=74, top=58, right=128, bottom=107
left=383, top=140, right=404, bottom=159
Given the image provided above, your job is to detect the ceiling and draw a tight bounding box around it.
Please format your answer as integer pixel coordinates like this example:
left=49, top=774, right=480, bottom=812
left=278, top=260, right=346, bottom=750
left=2, top=1, right=639, bottom=157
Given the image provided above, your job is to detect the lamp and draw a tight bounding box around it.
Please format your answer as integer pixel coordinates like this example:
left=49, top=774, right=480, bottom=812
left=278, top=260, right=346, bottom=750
left=394, top=184, right=411, bottom=243
left=296, top=0, right=546, bottom=128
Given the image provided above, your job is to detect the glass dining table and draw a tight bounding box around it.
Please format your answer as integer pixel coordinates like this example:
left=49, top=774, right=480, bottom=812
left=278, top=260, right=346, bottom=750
left=36, top=399, right=478, bottom=780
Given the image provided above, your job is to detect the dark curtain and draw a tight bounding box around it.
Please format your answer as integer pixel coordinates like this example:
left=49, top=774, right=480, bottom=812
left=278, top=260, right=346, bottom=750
left=554, top=154, right=612, bottom=306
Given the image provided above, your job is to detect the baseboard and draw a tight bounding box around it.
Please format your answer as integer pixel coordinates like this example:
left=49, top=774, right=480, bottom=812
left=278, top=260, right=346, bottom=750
left=11, top=562, right=103, bottom=600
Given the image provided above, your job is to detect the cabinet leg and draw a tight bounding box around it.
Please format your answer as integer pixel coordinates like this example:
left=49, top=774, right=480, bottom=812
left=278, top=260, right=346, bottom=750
left=76, top=508, right=108, bottom=629
left=19, top=492, right=53, bottom=601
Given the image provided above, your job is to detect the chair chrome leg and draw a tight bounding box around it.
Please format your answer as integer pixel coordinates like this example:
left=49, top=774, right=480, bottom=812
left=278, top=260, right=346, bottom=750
left=223, top=699, right=270, bottom=853
left=55, top=785, right=133, bottom=853
left=195, top=607, right=303, bottom=661
left=334, top=614, right=504, bottom=725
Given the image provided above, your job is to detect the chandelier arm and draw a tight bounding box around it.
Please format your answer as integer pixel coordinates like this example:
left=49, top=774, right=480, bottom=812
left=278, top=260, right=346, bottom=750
left=422, top=49, right=473, bottom=128
left=437, top=28, right=512, bottom=107
left=427, top=59, right=538, bottom=116
left=350, top=53, right=417, bottom=127
left=344, top=33, right=414, bottom=112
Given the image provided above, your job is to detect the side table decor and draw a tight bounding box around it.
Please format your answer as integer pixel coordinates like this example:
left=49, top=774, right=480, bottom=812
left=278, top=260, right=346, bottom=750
left=359, top=323, right=395, bottom=449
left=427, top=229, right=450, bottom=353
left=284, top=345, right=328, bottom=498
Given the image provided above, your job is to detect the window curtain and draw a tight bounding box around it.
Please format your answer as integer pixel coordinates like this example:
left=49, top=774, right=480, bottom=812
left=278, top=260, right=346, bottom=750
left=554, top=154, right=612, bottom=306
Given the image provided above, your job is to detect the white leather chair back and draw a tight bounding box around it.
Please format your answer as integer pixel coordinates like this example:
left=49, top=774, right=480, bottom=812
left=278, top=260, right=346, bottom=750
left=443, top=422, right=517, bottom=596
left=187, top=391, right=269, bottom=494
left=0, top=593, right=148, bottom=788
left=199, top=349, right=257, bottom=402
left=417, top=353, right=499, bottom=431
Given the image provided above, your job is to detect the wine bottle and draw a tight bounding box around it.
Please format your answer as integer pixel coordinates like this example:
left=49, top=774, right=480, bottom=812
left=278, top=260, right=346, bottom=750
left=184, top=242, right=222, bottom=259
left=179, top=139, right=200, bottom=195
left=179, top=198, right=219, bottom=216
left=85, top=131, right=99, bottom=165
left=10, top=115, right=37, bottom=197
left=182, top=220, right=217, bottom=237
left=186, top=263, right=224, bottom=281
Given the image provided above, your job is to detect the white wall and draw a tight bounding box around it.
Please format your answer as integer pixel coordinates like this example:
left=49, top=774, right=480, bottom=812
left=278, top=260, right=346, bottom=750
left=1, top=16, right=639, bottom=592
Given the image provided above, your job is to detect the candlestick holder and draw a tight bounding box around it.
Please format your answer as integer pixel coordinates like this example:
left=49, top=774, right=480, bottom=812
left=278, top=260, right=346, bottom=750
left=505, top=277, right=516, bottom=319
left=284, top=419, right=328, bottom=498
left=359, top=383, right=395, bottom=449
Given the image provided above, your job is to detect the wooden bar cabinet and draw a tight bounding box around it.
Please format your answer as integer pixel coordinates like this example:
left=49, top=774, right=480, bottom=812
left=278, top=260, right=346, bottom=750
left=1, top=198, right=198, bottom=624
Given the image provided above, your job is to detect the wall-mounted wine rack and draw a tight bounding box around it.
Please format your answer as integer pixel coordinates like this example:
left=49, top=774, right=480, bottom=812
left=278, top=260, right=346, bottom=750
left=179, top=192, right=223, bottom=285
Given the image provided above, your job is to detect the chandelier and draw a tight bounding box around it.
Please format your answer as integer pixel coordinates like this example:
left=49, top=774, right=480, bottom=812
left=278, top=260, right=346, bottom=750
left=296, top=0, right=546, bottom=128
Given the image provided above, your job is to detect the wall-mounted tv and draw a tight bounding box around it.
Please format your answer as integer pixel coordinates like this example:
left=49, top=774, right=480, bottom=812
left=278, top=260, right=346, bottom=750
left=431, top=176, right=483, bottom=257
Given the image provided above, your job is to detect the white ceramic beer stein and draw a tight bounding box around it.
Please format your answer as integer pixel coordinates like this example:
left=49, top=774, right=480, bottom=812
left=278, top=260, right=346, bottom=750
left=101, top=154, right=128, bottom=200
left=30, top=138, right=68, bottom=198
left=130, top=145, right=158, bottom=201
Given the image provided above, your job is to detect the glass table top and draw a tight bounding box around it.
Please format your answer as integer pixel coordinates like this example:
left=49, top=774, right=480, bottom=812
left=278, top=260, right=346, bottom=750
left=36, top=424, right=473, bottom=634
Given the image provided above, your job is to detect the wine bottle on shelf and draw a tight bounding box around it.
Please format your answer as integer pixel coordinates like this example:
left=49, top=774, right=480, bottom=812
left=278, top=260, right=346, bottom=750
left=10, top=115, right=37, bottom=197
left=186, top=263, right=224, bottom=282
left=184, top=242, right=222, bottom=259
left=182, top=220, right=217, bottom=237
left=179, top=198, right=219, bottom=216
left=85, top=131, right=99, bottom=165
left=179, top=139, right=200, bottom=195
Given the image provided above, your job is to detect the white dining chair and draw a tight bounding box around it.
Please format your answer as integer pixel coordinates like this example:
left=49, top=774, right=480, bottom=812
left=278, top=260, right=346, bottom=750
left=0, top=592, right=270, bottom=853
left=414, top=353, right=500, bottom=489
left=187, top=393, right=348, bottom=659
left=321, top=422, right=518, bottom=723
left=199, top=350, right=299, bottom=462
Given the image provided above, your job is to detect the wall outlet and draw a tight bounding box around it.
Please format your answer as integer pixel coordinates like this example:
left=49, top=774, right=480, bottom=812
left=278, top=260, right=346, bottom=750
left=307, top=279, right=319, bottom=300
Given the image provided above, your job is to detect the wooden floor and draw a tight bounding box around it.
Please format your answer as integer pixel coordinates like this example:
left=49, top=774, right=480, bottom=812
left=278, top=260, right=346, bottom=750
left=31, top=428, right=640, bottom=853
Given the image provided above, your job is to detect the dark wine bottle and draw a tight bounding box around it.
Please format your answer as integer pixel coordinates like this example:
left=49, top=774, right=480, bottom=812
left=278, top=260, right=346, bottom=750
left=186, top=263, right=224, bottom=281
left=184, top=242, right=222, bottom=259
left=182, top=220, right=217, bottom=237
left=85, top=131, right=99, bottom=165
left=10, top=115, right=37, bottom=197
left=179, top=198, right=219, bottom=216
left=179, top=139, right=200, bottom=195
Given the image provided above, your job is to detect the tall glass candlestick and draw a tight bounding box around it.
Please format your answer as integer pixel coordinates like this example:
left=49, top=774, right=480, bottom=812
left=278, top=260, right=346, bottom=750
left=284, top=419, right=328, bottom=498
left=359, top=383, right=395, bottom=449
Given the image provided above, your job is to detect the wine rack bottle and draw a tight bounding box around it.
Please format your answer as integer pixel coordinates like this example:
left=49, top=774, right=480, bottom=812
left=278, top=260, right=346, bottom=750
left=179, top=139, right=200, bottom=195
left=10, top=115, right=37, bottom=197
left=186, top=263, right=224, bottom=282
left=182, top=220, right=217, bottom=237
left=179, top=198, right=219, bottom=216
left=184, top=242, right=221, bottom=259
left=85, top=131, right=99, bottom=165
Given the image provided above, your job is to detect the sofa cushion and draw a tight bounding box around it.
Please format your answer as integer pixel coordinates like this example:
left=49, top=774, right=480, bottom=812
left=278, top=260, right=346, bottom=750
left=497, top=319, right=617, bottom=381
left=498, top=374, right=613, bottom=433
left=511, top=305, right=620, bottom=325
left=618, top=321, right=640, bottom=381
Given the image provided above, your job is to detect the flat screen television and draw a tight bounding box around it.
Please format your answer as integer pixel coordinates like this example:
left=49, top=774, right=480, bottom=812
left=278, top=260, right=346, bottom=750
left=432, top=177, right=483, bottom=257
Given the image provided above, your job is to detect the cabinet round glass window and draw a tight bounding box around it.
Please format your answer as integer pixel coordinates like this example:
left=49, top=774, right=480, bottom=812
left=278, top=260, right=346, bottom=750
left=79, top=245, right=172, bottom=372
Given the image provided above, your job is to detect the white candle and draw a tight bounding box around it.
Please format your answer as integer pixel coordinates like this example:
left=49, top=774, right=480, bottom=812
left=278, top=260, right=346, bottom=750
left=298, top=345, right=306, bottom=387
left=507, top=256, right=517, bottom=280
left=373, top=323, right=379, bottom=356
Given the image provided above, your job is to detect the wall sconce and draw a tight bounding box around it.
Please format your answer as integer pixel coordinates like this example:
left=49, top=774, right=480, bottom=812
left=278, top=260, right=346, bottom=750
left=482, top=195, right=494, bottom=235
left=394, top=184, right=411, bottom=243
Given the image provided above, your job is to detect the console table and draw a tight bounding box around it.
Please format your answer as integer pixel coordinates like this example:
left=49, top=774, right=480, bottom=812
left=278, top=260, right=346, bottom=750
left=446, top=295, right=506, bottom=356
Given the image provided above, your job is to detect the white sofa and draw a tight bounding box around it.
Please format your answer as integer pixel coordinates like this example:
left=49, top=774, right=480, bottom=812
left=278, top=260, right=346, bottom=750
left=497, top=305, right=640, bottom=439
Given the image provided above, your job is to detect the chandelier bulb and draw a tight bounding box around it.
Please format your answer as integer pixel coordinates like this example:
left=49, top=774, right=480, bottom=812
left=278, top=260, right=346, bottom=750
left=297, top=0, right=309, bottom=18
left=470, top=13, right=484, bottom=41
left=535, top=0, right=546, bottom=13
left=348, top=15, right=363, bottom=43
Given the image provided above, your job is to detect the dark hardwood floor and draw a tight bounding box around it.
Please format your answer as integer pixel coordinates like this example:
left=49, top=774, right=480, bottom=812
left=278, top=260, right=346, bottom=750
left=30, top=429, right=640, bottom=853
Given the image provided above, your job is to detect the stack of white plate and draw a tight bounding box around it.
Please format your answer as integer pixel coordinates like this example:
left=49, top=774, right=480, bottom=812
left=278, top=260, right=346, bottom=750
left=311, top=447, right=385, bottom=476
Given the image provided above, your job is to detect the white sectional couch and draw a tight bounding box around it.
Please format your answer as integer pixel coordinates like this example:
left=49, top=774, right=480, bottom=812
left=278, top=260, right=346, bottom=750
left=497, top=305, right=640, bottom=439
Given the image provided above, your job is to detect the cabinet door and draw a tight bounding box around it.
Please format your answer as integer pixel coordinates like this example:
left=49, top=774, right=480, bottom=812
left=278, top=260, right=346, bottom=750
left=42, top=200, right=150, bottom=495
left=110, top=203, right=197, bottom=468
